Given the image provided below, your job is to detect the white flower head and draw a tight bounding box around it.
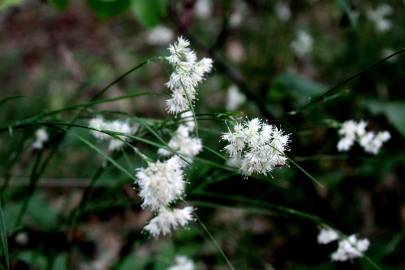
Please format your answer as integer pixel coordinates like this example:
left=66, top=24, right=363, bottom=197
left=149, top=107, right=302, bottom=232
left=166, top=37, right=213, bottom=114
left=135, top=157, right=186, bottom=211
left=89, top=117, right=136, bottom=151
left=144, top=207, right=194, bottom=237
left=32, top=128, right=49, bottom=149
left=168, top=255, right=195, bottom=270
left=331, top=235, right=370, bottom=262
left=317, top=228, right=339, bottom=244
left=291, top=30, right=313, bottom=57
left=337, top=119, right=390, bottom=154
left=222, top=118, right=290, bottom=176
left=367, top=4, right=393, bottom=33
left=146, top=26, right=174, bottom=46
left=226, top=85, right=246, bottom=111
left=275, top=2, right=291, bottom=22
left=158, top=125, right=202, bottom=165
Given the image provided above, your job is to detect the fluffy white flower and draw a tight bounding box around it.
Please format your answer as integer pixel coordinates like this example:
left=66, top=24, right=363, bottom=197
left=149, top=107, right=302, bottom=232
left=144, top=207, right=194, bottom=237
left=32, top=128, right=49, bottom=149
left=226, top=85, right=246, bottom=111
left=168, top=255, right=195, bottom=270
left=275, top=2, right=291, bottom=22
left=158, top=125, right=202, bottom=164
left=337, top=119, right=390, bottom=154
left=222, top=118, right=290, bottom=176
left=331, top=235, right=370, bottom=262
left=180, top=111, right=196, bottom=131
left=166, top=37, right=213, bottom=113
left=194, top=0, right=212, bottom=18
left=367, top=4, right=393, bottom=33
left=89, top=117, right=136, bottom=151
left=291, top=30, right=313, bottom=57
left=359, top=131, right=391, bottom=155
left=146, top=26, right=174, bottom=45
left=317, top=228, right=339, bottom=244
left=135, top=157, right=186, bottom=211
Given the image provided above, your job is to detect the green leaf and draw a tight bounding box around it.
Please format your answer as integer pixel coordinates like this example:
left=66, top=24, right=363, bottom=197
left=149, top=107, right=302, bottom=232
left=0, top=0, right=22, bottom=10
left=363, top=100, right=405, bottom=136
left=130, top=0, right=167, bottom=27
left=87, top=0, right=131, bottom=19
left=51, top=0, right=69, bottom=10
left=0, top=203, right=10, bottom=270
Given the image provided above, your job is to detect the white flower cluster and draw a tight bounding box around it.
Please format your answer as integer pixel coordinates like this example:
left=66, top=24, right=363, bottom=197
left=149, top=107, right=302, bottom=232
left=337, top=120, right=390, bottom=154
left=226, top=85, right=246, bottom=111
left=317, top=228, right=338, bottom=244
left=32, top=128, right=49, bottom=149
left=158, top=124, right=202, bottom=164
left=135, top=156, right=194, bottom=237
left=166, top=37, right=213, bottom=114
left=222, top=118, right=290, bottom=176
left=366, top=4, right=393, bottom=33
left=89, top=117, right=137, bottom=151
left=290, top=30, right=313, bottom=57
left=317, top=229, right=370, bottom=262
left=133, top=39, right=210, bottom=237
left=145, top=207, right=194, bottom=238
left=168, top=255, right=195, bottom=270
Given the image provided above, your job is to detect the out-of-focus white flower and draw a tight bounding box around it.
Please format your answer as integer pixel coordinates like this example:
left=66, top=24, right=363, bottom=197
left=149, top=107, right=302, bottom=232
left=194, top=0, right=212, bottom=18
left=144, top=207, right=194, bottom=237
left=135, top=157, right=185, bottom=211
left=337, top=119, right=390, bottom=154
left=32, top=128, right=49, bottom=149
left=366, top=4, right=393, bottom=33
left=158, top=125, right=202, bottom=164
left=146, top=26, right=174, bottom=46
left=275, top=2, right=291, bottom=22
left=226, top=85, right=246, bottom=111
left=331, top=235, right=370, bottom=262
left=222, top=118, right=290, bottom=176
left=359, top=131, right=391, bottom=155
left=168, top=255, right=195, bottom=270
left=89, top=117, right=136, bottom=151
left=166, top=37, right=213, bottom=114
left=229, top=0, right=246, bottom=27
left=291, top=30, right=313, bottom=57
left=318, top=228, right=339, bottom=244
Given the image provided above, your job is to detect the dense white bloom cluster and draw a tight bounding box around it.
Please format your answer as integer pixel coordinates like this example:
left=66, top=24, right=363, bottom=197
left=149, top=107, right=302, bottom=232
left=226, top=85, right=246, bottom=111
left=133, top=39, right=211, bottom=237
left=166, top=37, right=213, bottom=113
left=89, top=117, right=136, bottom=151
left=168, top=255, right=195, bottom=270
left=158, top=125, right=202, bottom=164
left=144, top=207, right=194, bottom=237
left=337, top=120, right=390, bottom=154
left=331, top=235, right=370, bottom=262
left=291, top=30, right=313, bottom=57
left=135, top=157, right=185, bottom=211
left=316, top=229, right=370, bottom=262
left=222, top=118, right=290, bottom=176
left=32, top=128, right=49, bottom=149
left=275, top=2, right=291, bottom=22
left=317, top=228, right=339, bottom=244
left=146, top=26, right=174, bottom=45
left=367, top=4, right=393, bottom=33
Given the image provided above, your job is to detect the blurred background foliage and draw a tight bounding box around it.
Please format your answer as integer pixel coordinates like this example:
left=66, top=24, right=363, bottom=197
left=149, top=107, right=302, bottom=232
left=0, top=0, right=404, bottom=269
